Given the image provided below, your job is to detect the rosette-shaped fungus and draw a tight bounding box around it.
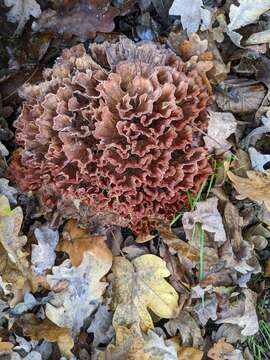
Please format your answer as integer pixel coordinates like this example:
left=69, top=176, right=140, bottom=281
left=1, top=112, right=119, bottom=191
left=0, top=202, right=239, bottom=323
left=10, top=38, right=212, bottom=233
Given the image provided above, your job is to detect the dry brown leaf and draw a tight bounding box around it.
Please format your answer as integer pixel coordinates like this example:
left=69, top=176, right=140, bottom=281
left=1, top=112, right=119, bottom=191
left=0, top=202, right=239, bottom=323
left=58, top=219, right=112, bottom=266
left=207, top=338, right=234, bottom=360
left=32, top=0, right=119, bottom=40
left=0, top=339, right=14, bottom=353
left=111, top=254, right=179, bottom=332
left=178, top=346, right=203, bottom=360
left=227, top=170, right=270, bottom=211
left=17, top=314, right=74, bottom=358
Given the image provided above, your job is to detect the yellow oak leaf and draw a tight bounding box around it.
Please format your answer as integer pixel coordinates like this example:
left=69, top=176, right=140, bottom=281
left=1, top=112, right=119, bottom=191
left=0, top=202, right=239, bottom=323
left=111, top=254, right=179, bottom=332
left=228, top=170, right=270, bottom=210
left=0, top=195, right=32, bottom=295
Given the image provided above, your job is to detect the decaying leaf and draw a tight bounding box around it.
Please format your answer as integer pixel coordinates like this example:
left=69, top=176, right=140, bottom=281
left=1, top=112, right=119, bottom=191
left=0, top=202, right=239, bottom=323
left=4, top=0, right=41, bottom=35
left=87, top=304, right=115, bottom=347
left=228, top=0, right=270, bottom=32
left=178, top=346, right=203, bottom=360
left=98, top=325, right=179, bottom=360
left=169, top=0, right=212, bottom=34
left=193, top=293, right=218, bottom=326
left=31, top=225, right=59, bottom=276
left=182, top=197, right=227, bottom=246
left=178, top=33, right=208, bottom=62
left=17, top=314, right=74, bottom=358
left=246, top=29, right=270, bottom=45
left=111, top=254, right=179, bottom=332
left=97, top=325, right=149, bottom=360
left=215, top=80, right=266, bottom=114
left=227, top=170, right=270, bottom=211
left=216, top=289, right=259, bottom=336
left=227, top=0, right=270, bottom=46
left=58, top=219, right=112, bottom=266
left=0, top=179, right=17, bottom=205
left=0, top=195, right=31, bottom=292
left=46, top=249, right=112, bottom=333
left=32, top=1, right=119, bottom=40
left=248, top=147, right=270, bottom=174
left=165, top=310, right=203, bottom=348
left=207, top=338, right=235, bottom=360
left=0, top=339, right=14, bottom=353
left=204, top=111, right=237, bottom=152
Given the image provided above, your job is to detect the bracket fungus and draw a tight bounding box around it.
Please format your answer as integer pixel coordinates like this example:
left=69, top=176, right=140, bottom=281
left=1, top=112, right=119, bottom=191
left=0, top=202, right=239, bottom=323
left=10, top=38, right=212, bottom=233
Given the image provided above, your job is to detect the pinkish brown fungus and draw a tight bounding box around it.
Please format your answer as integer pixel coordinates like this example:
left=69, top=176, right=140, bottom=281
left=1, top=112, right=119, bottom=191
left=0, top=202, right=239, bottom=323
left=10, top=38, right=212, bottom=233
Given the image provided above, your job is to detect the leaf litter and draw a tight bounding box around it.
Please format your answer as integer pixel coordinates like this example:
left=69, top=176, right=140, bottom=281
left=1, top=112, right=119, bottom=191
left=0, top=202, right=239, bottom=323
left=2, top=0, right=270, bottom=358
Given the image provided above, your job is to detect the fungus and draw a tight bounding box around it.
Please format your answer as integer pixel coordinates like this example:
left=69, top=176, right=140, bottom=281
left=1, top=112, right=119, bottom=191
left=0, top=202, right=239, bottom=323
left=10, top=38, right=212, bottom=233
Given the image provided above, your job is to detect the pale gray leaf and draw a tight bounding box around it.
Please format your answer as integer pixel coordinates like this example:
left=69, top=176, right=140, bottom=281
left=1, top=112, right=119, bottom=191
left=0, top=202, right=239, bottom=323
left=169, top=0, right=211, bottom=34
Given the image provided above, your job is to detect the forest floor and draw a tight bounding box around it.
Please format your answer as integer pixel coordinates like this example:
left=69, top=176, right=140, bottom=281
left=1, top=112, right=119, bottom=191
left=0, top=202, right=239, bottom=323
left=1, top=0, right=270, bottom=359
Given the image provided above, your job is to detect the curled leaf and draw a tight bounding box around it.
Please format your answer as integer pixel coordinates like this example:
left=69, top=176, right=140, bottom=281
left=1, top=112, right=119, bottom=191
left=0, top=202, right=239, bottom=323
left=228, top=170, right=270, bottom=211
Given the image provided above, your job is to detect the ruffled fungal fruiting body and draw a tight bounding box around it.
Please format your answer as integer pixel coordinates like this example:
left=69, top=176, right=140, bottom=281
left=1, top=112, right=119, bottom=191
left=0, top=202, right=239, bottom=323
left=10, top=38, right=212, bottom=233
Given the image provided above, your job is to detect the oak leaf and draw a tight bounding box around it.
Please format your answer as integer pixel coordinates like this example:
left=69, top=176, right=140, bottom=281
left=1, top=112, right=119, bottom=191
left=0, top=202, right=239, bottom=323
left=17, top=314, right=74, bottom=358
left=227, top=170, right=270, bottom=211
left=58, top=219, right=112, bottom=266
left=0, top=195, right=31, bottom=293
left=4, top=0, right=41, bottom=35
left=46, top=251, right=112, bottom=333
left=98, top=325, right=179, bottom=360
left=207, top=338, right=234, bottom=360
left=111, top=254, right=179, bottom=332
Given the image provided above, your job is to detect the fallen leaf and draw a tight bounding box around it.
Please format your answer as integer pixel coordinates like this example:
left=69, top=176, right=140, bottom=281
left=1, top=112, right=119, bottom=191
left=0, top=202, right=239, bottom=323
left=0, top=339, right=14, bottom=353
left=111, top=254, right=179, bottom=332
left=32, top=0, right=119, bottom=40
left=227, top=170, right=270, bottom=211
left=248, top=147, right=270, bottom=174
left=178, top=346, right=203, bottom=360
left=193, top=293, right=218, bottom=326
left=98, top=325, right=179, bottom=360
left=165, top=310, right=203, bottom=348
left=169, top=0, right=212, bottom=35
left=242, top=116, right=270, bottom=148
left=4, top=0, right=41, bottom=35
left=228, top=0, right=270, bottom=32
left=58, top=219, right=112, bottom=266
left=204, top=111, right=237, bottom=152
left=31, top=225, right=59, bottom=276
left=0, top=179, right=17, bottom=205
left=17, top=314, right=74, bottom=358
left=227, top=0, right=270, bottom=46
left=0, top=195, right=31, bottom=292
left=178, top=33, right=208, bottom=62
left=46, top=250, right=112, bottom=333
left=144, top=331, right=179, bottom=359
left=0, top=142, right=8, bottom=157
left=97, top=325, right=149, bottom=360
left=246, top=29, right=270, bottom=45
left=207, top=338, right=235, bottom=360
left=182, top=197, right=227, bottom=246
left=216, top=289, right=259, bottom=336
left=215, top=80, right=266, bottom=113
left=87, top=304, right=115, bottom=347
